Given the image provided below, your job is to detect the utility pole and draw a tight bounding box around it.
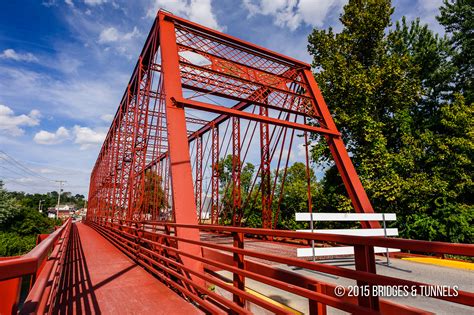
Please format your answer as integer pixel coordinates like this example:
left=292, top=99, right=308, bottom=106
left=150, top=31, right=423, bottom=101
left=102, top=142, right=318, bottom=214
left=55, top=180, right=66, bottom=219
left=38, top=199, right=45, bottom=213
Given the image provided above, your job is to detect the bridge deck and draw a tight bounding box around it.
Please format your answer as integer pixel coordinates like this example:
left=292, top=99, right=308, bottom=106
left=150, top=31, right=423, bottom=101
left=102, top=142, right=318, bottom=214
left=54, top=222, right=202, bottom=314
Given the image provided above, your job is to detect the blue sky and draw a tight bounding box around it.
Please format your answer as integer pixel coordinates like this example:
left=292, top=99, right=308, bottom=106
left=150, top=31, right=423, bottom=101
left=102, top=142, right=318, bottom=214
left=0, top=0, right=445, bottom=196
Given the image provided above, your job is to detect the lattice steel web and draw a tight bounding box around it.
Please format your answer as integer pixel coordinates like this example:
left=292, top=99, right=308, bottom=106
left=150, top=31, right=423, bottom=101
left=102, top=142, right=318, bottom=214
left=87, top=10, right=379, bottom=232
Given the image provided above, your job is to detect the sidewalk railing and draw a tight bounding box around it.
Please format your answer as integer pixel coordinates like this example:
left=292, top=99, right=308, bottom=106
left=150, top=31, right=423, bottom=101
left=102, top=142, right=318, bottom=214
left=87, top=216, right=474, bottom=315
left=0, top=218, right=72, bottom=314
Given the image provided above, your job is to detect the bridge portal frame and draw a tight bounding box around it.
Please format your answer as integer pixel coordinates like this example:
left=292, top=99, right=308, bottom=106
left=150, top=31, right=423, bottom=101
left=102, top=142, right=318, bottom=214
left=87, top=9, right=383, bottom=289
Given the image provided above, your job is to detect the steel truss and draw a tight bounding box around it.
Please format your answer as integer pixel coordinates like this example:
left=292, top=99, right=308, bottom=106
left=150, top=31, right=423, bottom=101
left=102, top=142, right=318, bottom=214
left=87, top=9, right=380, bottom=280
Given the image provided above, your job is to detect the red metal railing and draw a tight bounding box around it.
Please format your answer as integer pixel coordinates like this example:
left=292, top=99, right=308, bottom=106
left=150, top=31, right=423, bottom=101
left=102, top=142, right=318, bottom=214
left=86, top=217, right=474, bottom=314
left=0, top=218, right=72, bottom=314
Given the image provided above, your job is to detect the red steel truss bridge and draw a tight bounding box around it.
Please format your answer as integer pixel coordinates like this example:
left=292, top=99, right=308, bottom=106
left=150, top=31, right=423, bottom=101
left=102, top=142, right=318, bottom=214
left=1, top=11, right=473, bottom=315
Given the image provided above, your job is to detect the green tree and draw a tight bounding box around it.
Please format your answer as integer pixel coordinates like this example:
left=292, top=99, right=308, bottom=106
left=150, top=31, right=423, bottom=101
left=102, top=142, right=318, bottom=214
left=0, top=181, right=18, bottom=225
left=437, top=0, right=474, bottom=103
left=138, top=170, right=167, bottom=217
left=217, top=155, right=256, bottom=225
left=0, top=182, right=61, bottom=256
left=307, top=0, right=473, bottom=242
left=276, top=162, right=318, bottom=230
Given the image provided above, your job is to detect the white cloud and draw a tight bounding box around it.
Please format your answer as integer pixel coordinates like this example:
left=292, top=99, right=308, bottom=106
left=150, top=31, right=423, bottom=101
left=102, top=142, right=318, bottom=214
left=33, top=125, right=106, bottom=149
left=242, top=0, right=345, bottom=31
left=147, top=0, right=224, bottom=31
left=65, top=0, right=74, bottom=7
left=417, top=0, right=443, bottom=11
left=100, top=113, right=114, bottom=122
left=0, top=66, right=124, bottom=120
left=297, top=0, right=346, bottom=28
left=98, top=27, right=119, bottom=43
left=0, top=104, right=40, bottom=136
left=392, top=0, right=445, bottom=36
left=73, top=125, right=106, bottom=150
left=42, top=0, right=57, bottom=7
left=111, top=1, right=120, bottom=9
left=98, top=26, right=140, bottom=43
left=34, top=127, right=70, bottom=145
left=37, top=167, right=56, bottom=174
left=84, top=0, right=107, bottom=5
left=0, top=49, right=38, bottom=62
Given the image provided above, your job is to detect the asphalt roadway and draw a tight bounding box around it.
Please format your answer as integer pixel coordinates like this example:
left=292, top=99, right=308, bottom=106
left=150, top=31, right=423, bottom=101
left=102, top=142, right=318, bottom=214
left=217, top=256, right=473, bottom=314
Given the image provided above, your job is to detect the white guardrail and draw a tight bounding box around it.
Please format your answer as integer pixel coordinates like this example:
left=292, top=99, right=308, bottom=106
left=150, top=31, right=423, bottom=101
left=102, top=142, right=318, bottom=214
left=295, top=212, right=400, bottom=263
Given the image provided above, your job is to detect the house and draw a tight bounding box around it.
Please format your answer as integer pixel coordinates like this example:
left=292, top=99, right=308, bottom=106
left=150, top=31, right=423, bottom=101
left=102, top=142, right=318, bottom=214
left=47, top=204, right=77, bottom=219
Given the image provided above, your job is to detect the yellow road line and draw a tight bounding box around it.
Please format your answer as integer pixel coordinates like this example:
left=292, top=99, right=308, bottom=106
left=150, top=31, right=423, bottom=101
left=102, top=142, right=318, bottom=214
left=402, top=257, right=474, bottom=271
left=222, top=282, right=303, bottom=314
left=243, top=287, right=303, bottom=315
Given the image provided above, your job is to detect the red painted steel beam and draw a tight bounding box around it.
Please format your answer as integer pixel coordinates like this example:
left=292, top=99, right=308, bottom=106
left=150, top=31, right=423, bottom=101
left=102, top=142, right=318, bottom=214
left=259, top=105, right=272, bottom=229
left=354, top=245, right=380, bottom=310
left=92, top=19, right=160, bottom=180
left=172, top=97, right=340, bottom=136
left=182, top=84, right=315, bottom=119
left=147, top=110, right=209, bottom=125
left=195, top=135, right=203, bottom=222
left=179, top=60, right=311, bottom=102
left=158, top=12, right=204, bottom=282
left=160, top=11, right=311, bottom=69
left=232, top=232, right=245, bottom=306
left=211, top=124, right=219, bottom=225
left=231, top=117, right=242, bottom=226
left=181, top=66, right=304, bottom=147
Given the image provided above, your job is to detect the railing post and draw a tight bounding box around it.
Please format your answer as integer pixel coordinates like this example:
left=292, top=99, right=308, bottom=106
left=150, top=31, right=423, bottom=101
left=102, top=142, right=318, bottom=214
left=308, top=283, right=327, bottom=315
left=135, top=222, right=142, bottom=259
left=0, top=277, right=21, bottom=314
left=232, top=231, right=245, bottom=307
left=354, top=245, right=379, bottom=310
left=382, top=213, right=390, bottom=266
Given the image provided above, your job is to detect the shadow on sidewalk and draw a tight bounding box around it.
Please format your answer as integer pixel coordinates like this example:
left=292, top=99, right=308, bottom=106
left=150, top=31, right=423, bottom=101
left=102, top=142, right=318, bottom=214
left=54, top=223, right=101, bottom=314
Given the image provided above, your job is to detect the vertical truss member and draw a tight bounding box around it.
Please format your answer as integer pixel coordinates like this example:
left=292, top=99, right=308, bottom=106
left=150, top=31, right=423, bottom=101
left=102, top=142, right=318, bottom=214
left=211, top=124, right=219, bottom=225
left=231, top=117, right=241, bottom=226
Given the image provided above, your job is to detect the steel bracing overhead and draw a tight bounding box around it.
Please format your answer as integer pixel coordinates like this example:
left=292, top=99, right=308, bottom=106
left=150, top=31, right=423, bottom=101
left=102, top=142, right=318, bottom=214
left=87, top=11, right=382, bottom=278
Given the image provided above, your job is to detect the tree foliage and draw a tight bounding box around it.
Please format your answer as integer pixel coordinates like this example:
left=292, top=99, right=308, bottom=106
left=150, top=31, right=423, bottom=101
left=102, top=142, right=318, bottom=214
left=217, top=155, right=257, bottom=225
left=216, top=156, right=320, bottom=230
left=438, top=0, right=474, bottom=103
left=307, top=0, right=473, bottom=243
left=276, top=162, right=318, bottom=230
left=0, top=181, right=64, bottom=256
left=138, top=170, right=167, bottom=217
left=0, top=181, right=18, bottom=225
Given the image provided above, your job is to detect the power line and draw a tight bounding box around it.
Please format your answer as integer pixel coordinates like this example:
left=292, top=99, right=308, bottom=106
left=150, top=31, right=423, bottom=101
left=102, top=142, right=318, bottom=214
left=0, top=176, right=35, bottom=188
left=0, top=177, right=57, bottom=189
left=0, top=150, right=52, bottom=180
left=0, top=151, right=90, bottom=193
left=0, top=165, right=31, bottom=178
left=22, top=161, right=90, bottom=175
left=0, top=150, right=53, bottom=182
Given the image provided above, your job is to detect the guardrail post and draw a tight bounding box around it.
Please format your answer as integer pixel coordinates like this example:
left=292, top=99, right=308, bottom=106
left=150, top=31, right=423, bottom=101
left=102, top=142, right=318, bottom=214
left=232, top=231, right=245, bottom=307
left=308, top=283, right=327, bottom=315
left=354, top=245, right=379, bottom=310
left=135, top=222, right=142, bottom=259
